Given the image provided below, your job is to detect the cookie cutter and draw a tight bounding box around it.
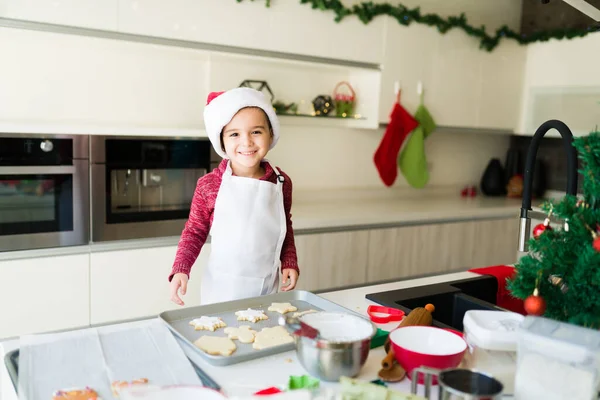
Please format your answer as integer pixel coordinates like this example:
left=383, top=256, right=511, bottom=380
left=366, top=305, right=405, bottom=324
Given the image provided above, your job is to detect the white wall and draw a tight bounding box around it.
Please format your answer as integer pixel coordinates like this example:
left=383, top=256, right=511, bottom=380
left=0, top=0, right=522, bottom=191
left=268, top=126, right=510, bottom=190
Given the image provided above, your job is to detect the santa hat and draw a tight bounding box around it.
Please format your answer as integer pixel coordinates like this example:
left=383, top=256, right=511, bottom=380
left=204, top=87, right=280, bottom=158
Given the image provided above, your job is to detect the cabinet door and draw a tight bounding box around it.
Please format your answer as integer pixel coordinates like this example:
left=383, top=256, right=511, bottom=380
left=428, top=31, right=482, bottom=128
left=478, top=41, right=526, bottom=131
left=0, top=253, right=90, bottom=339
left=0, top=0, right=118, bottom=30
left=471, top=218, right=519, bottom=267
left=379, top=21, right=439, bottom=123
left=294, top=231, right=369, bottom=292
left=118, top=0, right=384, bottom=63
left=90, top=244, right=209, bottom=325
left=367, top=221, right=475, bottom=283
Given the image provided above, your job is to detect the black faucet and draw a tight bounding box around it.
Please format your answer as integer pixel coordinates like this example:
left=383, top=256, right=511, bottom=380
left=518, top=119, right=579, bottom=252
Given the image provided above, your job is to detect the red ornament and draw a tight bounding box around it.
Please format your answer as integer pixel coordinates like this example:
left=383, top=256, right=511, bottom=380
left=533, top=222, right=552, bottom=239
left=593, top=236, right=600, bottom=252
left=524, top=288, right=546, bottom=316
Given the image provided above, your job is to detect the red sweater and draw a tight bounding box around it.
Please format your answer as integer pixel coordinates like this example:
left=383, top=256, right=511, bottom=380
left=169, top=159, right=299, bottom=281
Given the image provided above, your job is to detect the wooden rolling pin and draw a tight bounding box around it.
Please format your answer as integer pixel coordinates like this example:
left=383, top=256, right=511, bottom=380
left=381, top=303, right=435, bottom=370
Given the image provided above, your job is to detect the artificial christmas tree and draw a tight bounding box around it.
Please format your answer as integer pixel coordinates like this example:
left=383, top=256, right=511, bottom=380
left=508, top=130, right=600, bottom=329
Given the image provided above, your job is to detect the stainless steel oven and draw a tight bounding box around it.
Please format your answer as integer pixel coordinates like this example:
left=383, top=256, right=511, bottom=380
left=0, top=134, right=89, bottom=251
left=90, top=136, right=216, bottom=242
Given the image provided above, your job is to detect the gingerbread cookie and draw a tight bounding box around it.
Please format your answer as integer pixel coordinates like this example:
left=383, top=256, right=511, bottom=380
left=253, top=326, right=294, bottom=350
left=194, top=335, right=237, bottom=356
left=224, top=325, right=257, bottom=343
left=268, top=302, right=298, bottom=314
left=235, top=308, right=268, bottom=323
left=111, top=378, right=149, bottom=398
left=189, top=316, right=226, bottom=331
left=292, top=309, right=318, bottom=318
left=52, top=387, right=99, bottom=400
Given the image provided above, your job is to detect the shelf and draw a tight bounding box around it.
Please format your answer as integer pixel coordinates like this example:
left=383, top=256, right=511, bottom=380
left=276, top=113, right=366, bottom=121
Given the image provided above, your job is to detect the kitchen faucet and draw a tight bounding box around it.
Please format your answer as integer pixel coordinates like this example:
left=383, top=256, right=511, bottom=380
left=518, top=119, right=579, bottom=252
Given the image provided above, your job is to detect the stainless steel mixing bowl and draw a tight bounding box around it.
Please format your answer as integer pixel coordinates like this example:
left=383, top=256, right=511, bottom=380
left=282, top=313, right=377, bottom=382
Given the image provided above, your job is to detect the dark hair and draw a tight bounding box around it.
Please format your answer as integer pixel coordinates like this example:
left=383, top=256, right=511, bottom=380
left=220, top=107, right=273, bottom=152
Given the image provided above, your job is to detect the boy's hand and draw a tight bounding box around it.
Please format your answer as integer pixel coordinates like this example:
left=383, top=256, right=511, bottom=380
left=170, top=273, right=188, bottom=306
left=281, top=268, right=299, bottom=291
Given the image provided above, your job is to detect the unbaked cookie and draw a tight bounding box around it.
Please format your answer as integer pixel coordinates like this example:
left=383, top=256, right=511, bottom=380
left=235, top=308, right=268, bottom=323
left=189, top=316, right=226, bottom=331
left=111, top=378, right=149, bottom=398
left=292, top=309, right=318, bottom=318
left=52, top=387, right=99, bottom=400
left=268, top=302, right=298, bottom=314
left=253, top=326, right=294, bottom=350
left=194, top=335, right=237, bottom=356
left=224, top=325, right=257, bottom=343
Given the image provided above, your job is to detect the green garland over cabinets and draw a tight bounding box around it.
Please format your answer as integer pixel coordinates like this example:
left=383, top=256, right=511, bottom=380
left=237, top=0, right=600, bottom=52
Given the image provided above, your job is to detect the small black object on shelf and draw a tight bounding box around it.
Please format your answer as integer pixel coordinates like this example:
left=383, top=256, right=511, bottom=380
left=312, top=95, right=334, bottom=116
left=238, top=80, right=275, bottom=103
left=480, top=158, right=507, bottom=196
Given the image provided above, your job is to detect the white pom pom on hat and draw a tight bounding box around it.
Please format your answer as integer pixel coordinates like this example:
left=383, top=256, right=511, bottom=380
left=203, top=87, right=280, bottom=158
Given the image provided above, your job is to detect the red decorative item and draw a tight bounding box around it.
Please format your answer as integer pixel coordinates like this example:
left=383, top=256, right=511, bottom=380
left=461, top=185, right=477, bottom=197
left=367, top=305, right=405, bottom=323
left=533, top=216, right=552, bottom=239
left=593, top=236, right=600, bottom=252
left=254, top=387, right=283, bottom=396
left=524, top=288, right=546, bottom=316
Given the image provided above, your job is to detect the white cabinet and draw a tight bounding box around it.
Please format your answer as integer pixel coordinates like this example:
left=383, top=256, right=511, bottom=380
left=117, top=0, right=385, bottom=64
left=0, top=27, right=209, bottom=130
left=477, top=41, right=525, bottom=131
left=0, top=0, right=118, bottom=30
left=90, top=244, right=210, bottom=325
left=379, top=19, right=525, bottom=131
left=0, top=253, right=89, bottom=339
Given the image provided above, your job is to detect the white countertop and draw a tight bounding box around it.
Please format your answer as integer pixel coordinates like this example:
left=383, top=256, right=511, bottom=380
left=0, top=271, right=480, bottom=399
left=290, top=187, right=525, bottom=232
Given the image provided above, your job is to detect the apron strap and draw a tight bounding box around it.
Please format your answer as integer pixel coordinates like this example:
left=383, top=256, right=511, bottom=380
left=268, top=161, right=285, bottom=184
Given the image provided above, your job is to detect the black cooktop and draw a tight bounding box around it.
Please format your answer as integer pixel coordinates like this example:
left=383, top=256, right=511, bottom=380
left=366, top=274, right=501, bottom=331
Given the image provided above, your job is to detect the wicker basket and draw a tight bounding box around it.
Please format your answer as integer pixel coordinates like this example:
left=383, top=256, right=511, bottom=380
left=333, top=81, right=356, bottom=118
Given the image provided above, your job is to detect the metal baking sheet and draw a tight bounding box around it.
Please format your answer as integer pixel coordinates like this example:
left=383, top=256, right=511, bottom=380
left=4, top=348, right=221, bottom=393
left=158, top=290, right=363, bottom=366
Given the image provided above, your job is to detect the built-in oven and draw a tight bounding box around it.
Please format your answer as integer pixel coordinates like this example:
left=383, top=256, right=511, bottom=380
left=90, top=136, right=217, bottom=242
left=0, top=134, right=89, bottom=251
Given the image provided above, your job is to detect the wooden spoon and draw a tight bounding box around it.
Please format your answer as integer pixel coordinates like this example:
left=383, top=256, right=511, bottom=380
left=378, top=363, right=406, bottom=383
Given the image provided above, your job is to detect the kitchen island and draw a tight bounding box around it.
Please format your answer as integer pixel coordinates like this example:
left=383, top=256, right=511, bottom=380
left=0, top=270, right=488, bottom=399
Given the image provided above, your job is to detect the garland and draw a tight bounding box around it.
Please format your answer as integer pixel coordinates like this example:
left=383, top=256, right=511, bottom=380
left=237, top=0, right=600, bottom=52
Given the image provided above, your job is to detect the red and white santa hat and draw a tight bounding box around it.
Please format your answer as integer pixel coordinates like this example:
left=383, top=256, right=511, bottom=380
left=204, top=87, right=280, bottom=158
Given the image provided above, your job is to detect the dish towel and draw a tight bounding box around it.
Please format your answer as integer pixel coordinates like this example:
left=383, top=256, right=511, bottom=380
left=373, top=98, right=418, bottom=187
left=398, top=100, right=436, bottom=188
left=468, top=265, right=526, bottom=315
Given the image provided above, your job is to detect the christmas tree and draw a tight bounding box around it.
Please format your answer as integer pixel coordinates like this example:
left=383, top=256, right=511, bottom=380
left=508, top=130, right=600, bottom=329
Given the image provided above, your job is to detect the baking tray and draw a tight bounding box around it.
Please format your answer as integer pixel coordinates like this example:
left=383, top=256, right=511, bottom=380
left=3, top=348, right=221, bottom=393
left=159, top=290, right=364, bottom=366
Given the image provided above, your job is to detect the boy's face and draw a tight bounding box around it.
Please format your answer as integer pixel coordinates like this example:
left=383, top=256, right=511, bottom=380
left=222, top=107, right=273, bottom=170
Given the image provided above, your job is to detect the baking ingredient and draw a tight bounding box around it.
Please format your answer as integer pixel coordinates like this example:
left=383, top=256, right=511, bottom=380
left=300, top=312, right=374, bottom=342
left=235, top=308, right=269, bottom=323
left=224, top=326, right=257, bottom=343
left=268, top=302, right=298, bottom=314
left=253, top=326, right=294, bottom=350
left=189, top=316, right=227, bottom=331
left=514, top=352, right=596, bottom=400
left=194, top=336, right=237, bottom=356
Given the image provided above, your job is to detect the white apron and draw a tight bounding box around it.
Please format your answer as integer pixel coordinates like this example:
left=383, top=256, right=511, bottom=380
left=200, top=160, right=287, bottom=305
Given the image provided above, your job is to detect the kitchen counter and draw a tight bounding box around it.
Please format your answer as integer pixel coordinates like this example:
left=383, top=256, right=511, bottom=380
left=291, top=187, right=524, bottom=233
left=0, top=271, right=485, bottom=399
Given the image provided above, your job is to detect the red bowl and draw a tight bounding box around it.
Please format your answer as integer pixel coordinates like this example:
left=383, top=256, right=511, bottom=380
left=389, top=326, right=467, bottom=384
